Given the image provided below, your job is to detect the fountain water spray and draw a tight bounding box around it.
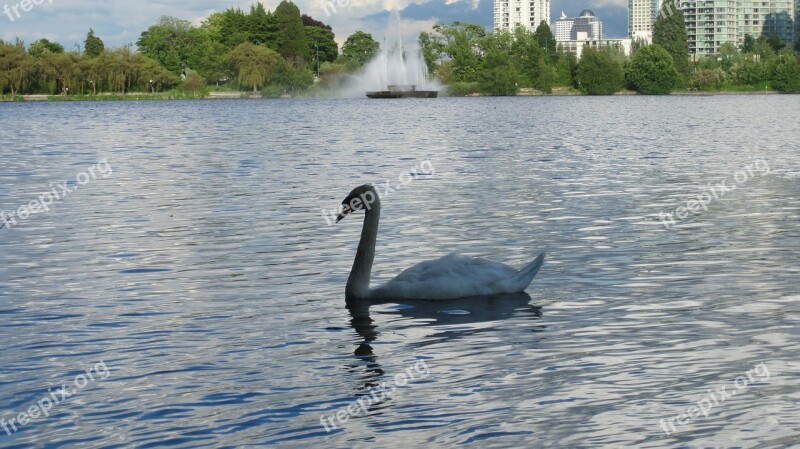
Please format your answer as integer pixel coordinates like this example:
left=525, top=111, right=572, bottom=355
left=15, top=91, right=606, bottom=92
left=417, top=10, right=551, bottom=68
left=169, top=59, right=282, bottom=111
left=339, top=11, right=441, bottom=97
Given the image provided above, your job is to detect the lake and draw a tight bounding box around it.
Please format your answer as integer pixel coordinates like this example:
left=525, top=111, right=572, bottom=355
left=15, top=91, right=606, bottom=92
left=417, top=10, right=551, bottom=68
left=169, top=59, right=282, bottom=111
left=0, top=96, right=798, bottom=448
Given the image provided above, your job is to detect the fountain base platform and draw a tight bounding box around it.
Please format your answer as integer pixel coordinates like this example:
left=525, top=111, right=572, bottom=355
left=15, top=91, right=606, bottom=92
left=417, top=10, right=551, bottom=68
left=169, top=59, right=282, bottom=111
left=366, top=85, right=438, bottom=99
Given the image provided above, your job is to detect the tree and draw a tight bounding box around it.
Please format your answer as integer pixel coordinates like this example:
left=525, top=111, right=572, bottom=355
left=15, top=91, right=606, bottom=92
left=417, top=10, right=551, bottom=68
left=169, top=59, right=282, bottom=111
left=273, top=60, right=314, bottom=92
left=478, top=31, right=519, bottom=95
left=626, top=44, right=678, bottom=94
left=188, top=38, right=231, bottom=84
left=304, top=26, right=338, bottom=64
left=274, top=1, right=308, bottom=67
left=718, top=42, right=738, bottom=68
left=533, top=21, right=557, bottom=60
left=766, top=33, right=785, bottom=52
left=631, top=37, right=648, bottom=55
left=132, top=54, right=179, bottom=92
left=84, top=29, right=105, bottom=57
left=752, top=36, right=777, bottom=60
left=39, top=51, right=81, bottom=94
left=653, top=0, right=689, bottom=78
left=101, top=47, right=135, bottom=94
left=418, top=31, right=442, bottom=75
left=216, top=8, right=251, bottom=48
left=554, top=46, right=578, bottom=86
left=535, top=55, right=554, bottom=93
left=136, top=16, right=198, bottom=74
left=341, top=31, right=379, bottom=67
left=510, top=25, right=545, bottom=86
left=422, top=22, right=484, bottom=82
left=301, top=14, right=331, bottom=29
left=576, top=47, right=624, bottom=95
left=79, top=56, right=102, bottom=94
left=227, top=42, right=281, bottom=92
left=0, top=40, right=33, bottom=99
left=200, top=12, right=225, bottom=43
left=731, top=57, right=768, bottom=85
left=248, top=3, right=282, bottom=50
left=28, top=39, right=64, bottom=57
left=742, top=34, right=756, bottom=53
left=769, top=50, right=800, bottom=92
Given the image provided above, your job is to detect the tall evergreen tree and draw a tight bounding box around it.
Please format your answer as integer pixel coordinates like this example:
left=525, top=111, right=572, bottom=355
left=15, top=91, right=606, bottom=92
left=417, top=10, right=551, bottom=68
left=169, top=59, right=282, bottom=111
left=84, top=29, right=105, bottom=57
left=248, top=3, right=282, bottom=51
left=274, top=1, right=308, bottom=67
left=533, top=21, right=557, bottom=61
left=653, top=0, right=689, bottom=78
left=218, top=8, right=250, bottom=48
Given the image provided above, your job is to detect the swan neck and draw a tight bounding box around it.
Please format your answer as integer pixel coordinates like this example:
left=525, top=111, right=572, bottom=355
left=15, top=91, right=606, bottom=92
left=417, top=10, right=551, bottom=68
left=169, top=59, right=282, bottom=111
left=346, top=200, right=380, bottom=299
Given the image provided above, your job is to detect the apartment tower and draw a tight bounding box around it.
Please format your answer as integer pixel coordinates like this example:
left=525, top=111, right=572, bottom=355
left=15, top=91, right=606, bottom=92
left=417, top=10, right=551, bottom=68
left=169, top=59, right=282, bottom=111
left=494, top=0, right=551, bottom=31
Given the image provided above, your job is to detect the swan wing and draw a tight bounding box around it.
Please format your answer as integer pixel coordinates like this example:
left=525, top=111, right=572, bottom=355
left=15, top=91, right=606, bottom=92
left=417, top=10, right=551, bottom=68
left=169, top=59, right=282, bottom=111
left=371, top=253, right=542, bottom=300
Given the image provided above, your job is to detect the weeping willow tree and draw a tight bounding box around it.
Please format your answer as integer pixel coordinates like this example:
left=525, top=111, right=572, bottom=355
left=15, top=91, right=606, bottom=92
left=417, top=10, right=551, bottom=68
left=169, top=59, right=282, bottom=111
left=0, top=40, right=32, bottom=99
left=227, top=42, right=282, bottom=92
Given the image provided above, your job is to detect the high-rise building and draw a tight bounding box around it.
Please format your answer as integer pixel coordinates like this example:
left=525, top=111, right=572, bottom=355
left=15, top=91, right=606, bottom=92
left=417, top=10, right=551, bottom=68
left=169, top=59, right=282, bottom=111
left=555, top=12, right=575, bottom=40
left=555, top=10, right=603, bottom=41
left=629, top=0, right=663, bottom=41
left=493, top=0, right=551, bottom=31
left=556, top=10, right=629, bottom=58
left=739, top=0, right=795, bottom=46
left=680, top=0, right=740, bottom=55
left=679, top=0, right=795, bottom=56
left=574, top=9, right=604, bottom=39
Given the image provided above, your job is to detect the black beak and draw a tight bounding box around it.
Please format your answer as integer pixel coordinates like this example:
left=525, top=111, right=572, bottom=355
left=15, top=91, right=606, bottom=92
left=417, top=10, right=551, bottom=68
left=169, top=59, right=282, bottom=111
left=336, top=208, right=349, bottom=223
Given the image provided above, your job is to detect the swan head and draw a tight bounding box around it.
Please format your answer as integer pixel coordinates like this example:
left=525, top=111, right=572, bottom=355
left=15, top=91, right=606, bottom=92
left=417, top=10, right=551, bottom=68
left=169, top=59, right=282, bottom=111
left=336, top=184, right=379, bottom=223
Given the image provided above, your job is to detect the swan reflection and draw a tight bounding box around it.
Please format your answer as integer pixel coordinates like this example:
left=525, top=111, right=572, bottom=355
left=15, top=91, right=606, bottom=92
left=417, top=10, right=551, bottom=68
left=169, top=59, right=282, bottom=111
left=345, top=292, right=545, bottom=392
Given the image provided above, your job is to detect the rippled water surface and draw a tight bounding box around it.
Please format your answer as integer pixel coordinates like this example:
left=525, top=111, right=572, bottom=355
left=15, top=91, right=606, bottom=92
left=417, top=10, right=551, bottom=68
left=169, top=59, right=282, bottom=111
left=1, top=97, right=799, bottom=448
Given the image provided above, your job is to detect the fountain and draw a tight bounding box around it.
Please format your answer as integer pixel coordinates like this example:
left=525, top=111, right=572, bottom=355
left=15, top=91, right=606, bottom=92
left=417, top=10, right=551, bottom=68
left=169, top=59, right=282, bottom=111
left=355, top=12, right=440, bottom=99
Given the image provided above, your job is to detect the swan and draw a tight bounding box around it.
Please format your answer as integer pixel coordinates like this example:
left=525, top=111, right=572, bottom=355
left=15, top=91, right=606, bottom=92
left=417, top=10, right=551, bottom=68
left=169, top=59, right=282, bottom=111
left=336, top=184, right=545, bottom=301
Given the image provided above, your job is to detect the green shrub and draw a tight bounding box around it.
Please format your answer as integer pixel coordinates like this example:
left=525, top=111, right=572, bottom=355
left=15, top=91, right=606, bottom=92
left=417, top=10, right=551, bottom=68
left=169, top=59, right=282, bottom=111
left=626, top=44, right=678, bottom=94
left=692, top=68, right=724, bottom=91
left=576, top=48, right=625, bottom=95
left=446, top=82, right=481, bottom=96
left=478, top=65, right=520, bottom=96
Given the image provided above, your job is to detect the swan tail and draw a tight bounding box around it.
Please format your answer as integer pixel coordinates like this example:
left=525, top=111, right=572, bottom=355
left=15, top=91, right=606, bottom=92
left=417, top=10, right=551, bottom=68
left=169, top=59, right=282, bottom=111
left=507, top=252, right=546, bottom=292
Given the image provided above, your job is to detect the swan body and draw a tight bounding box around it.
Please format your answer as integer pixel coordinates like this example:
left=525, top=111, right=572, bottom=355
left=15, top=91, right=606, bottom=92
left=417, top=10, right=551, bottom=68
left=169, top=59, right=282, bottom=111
left=337, top=184, right=545, bottom=301
left=370, top=252, right=545, bottom=300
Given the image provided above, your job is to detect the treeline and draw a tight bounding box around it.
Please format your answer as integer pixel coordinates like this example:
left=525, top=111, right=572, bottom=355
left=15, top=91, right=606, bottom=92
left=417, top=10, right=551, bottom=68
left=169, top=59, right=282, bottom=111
left=420, top=0, right=800, bottom=95
left=0, top=1, right=382, bottom=98
left=0, top=36, right=179, bottom=98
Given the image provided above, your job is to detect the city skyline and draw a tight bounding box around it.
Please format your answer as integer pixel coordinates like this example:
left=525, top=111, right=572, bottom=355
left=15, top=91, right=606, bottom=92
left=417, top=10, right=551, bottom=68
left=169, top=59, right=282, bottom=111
left=0, top=0, right=631, bottom=51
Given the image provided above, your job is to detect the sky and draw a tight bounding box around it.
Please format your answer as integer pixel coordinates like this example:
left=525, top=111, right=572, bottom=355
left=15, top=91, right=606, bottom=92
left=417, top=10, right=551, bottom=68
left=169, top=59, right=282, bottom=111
left=0, top=0, right=630, bottom=51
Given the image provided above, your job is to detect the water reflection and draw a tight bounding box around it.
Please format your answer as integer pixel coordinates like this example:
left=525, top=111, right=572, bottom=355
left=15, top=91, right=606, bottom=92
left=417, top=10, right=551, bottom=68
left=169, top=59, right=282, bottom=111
left=1, top=97, right=799, bottom=448
left=345, top=293, right=544, bottom=388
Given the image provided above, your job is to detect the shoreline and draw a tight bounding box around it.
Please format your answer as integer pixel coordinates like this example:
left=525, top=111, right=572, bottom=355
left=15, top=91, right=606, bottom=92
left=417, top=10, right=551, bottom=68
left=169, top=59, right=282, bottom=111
left=0, top=89, right=790, bottom=102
